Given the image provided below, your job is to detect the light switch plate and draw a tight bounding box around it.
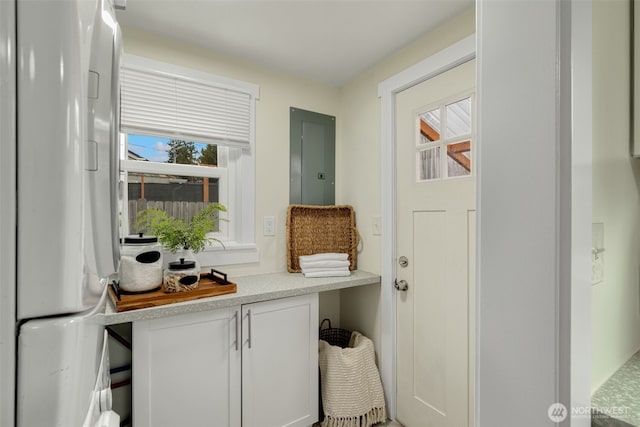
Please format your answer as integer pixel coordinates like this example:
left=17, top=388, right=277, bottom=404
left=263, top=216, right=275, bottom=236
left=372, top=216, right=381, bottom=236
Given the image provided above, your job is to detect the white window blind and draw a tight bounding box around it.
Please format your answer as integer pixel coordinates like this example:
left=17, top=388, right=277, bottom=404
left=121, top=62, right=254, bottom=149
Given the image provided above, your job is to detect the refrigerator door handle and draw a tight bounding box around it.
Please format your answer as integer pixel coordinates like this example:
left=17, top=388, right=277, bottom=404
left=86, top=0, right=122, bottom=278
left=108, top=23, right=123, bottom=271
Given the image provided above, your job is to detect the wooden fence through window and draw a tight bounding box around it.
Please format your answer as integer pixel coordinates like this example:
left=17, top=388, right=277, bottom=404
left=128, top=199, right=219, bottom=233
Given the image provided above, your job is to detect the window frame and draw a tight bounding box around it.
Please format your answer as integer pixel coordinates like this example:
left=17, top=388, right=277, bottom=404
left=120, top=55, right=259, bottom=266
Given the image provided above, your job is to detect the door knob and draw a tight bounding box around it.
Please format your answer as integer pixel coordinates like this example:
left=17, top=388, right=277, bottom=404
left=394, top=279, right=409, bottom=291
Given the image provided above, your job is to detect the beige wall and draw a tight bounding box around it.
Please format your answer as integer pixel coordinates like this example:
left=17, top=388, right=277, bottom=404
left=592, top=0, right=640, bottom=392
left=337, top=8, right=475, bottom=351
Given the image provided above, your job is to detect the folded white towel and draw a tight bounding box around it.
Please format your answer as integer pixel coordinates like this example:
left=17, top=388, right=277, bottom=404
left=301, top=266, right=350, bottom=274
left=299, top=253, right=348, bottom=263
left=304, top=270, right=351, bottom=278
left=300, top=260, right=350, bottom=269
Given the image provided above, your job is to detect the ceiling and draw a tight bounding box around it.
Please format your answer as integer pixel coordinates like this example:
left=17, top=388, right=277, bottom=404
left=115, top=0, right=474, bottom=86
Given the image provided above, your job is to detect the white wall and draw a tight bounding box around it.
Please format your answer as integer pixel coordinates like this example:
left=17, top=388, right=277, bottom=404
left=592, top=0, right=640, bottom=392
left=477, top=1, right=567, bottom=425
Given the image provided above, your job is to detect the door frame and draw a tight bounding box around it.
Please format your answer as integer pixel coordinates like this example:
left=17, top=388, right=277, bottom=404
left=377, top=34, right=476, bottom=420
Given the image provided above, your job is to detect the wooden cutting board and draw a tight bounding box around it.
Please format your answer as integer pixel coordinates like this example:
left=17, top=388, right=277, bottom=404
left=108, top=276, right=237, bottom=312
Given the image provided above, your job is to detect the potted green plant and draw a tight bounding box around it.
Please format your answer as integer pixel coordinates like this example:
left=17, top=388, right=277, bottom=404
left=134, top=203, right=227, bottom=254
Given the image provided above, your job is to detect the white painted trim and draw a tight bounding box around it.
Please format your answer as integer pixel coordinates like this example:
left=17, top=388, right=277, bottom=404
left=568, top=1, right=593, bottom=424
left=122, top=159, right=228, bottom=179
left=195, top=243, right=259, bottom=267
left=377, top=33, right=476, bottom=420
left=378, top=35, right=476, bottom=97
left=241, top=96, right=257, bottom=246
left=634, top=0, right=640, bottom=157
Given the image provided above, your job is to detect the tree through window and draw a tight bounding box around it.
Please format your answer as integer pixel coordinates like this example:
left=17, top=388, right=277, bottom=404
left=124, top=134, right=222, bottom=235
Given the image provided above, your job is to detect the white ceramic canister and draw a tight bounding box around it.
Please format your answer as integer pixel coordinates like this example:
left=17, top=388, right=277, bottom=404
left=119, top=234, right=163, bottom=292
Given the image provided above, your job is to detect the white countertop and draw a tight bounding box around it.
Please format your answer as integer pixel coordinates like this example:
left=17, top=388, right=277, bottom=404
left=104, top=270, right=380, bottom=325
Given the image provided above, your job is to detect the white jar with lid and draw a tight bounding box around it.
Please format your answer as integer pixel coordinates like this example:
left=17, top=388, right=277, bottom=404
left=163, top=258, right=200, bottom=293
left=119, top=233, right=163, bottom=292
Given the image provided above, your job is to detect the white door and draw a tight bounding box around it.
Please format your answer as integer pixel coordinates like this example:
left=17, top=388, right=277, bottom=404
left=395, top=59, right=476, bottom=427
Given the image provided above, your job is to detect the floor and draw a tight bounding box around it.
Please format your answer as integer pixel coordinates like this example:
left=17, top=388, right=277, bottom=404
left=314, top=420, right=402, bottom=427
left=591, top=351, right=640, bottom=427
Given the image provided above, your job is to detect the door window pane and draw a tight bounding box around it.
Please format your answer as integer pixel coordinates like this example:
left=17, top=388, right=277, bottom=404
left=419, top=108, right=441, bottom=143
left=417, top=147, right=441, bottom=181
left=445, top=97, right=471, bottom=138
left=446, top=140, right=471, bottom=178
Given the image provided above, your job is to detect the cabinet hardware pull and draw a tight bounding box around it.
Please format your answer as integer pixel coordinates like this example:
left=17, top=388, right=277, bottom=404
left=234, top=310, right=239, bottom=351
left=247, top=309, right=252, bottom=349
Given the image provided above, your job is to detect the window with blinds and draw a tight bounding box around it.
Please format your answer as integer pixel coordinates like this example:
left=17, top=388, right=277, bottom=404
left=118, top=55, right=259, bottom=266
left=120, top=60, right=256, bottom=149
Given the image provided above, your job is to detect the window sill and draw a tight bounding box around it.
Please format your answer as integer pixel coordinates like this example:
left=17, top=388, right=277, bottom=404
left=194, top=242, right=259, bottom=267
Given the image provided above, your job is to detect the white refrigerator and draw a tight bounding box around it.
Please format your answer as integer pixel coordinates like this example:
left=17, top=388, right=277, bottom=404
left=1, top=0, right=124, bottom=425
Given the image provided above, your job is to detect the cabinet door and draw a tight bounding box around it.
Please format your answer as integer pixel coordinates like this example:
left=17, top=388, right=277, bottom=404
left=242, top=294, right=319, bottom=427
left=133, top=307, right=241, bottom=427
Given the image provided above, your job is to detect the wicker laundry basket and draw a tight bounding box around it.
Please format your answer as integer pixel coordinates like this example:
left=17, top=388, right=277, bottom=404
left=286, top=204, right=359, bottom=273
left=319, top=318, right=352, bottom=348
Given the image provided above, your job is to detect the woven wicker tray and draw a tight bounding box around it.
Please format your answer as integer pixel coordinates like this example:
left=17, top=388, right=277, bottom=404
left=286, top=204, right=359, bottom=273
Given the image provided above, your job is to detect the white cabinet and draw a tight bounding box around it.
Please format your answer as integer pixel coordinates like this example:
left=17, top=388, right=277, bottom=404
left=132, top=294, right=318, bottom=427
left=242, top=294, right=318, bottom=427
left=132, top=306, right=241, bottom=427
